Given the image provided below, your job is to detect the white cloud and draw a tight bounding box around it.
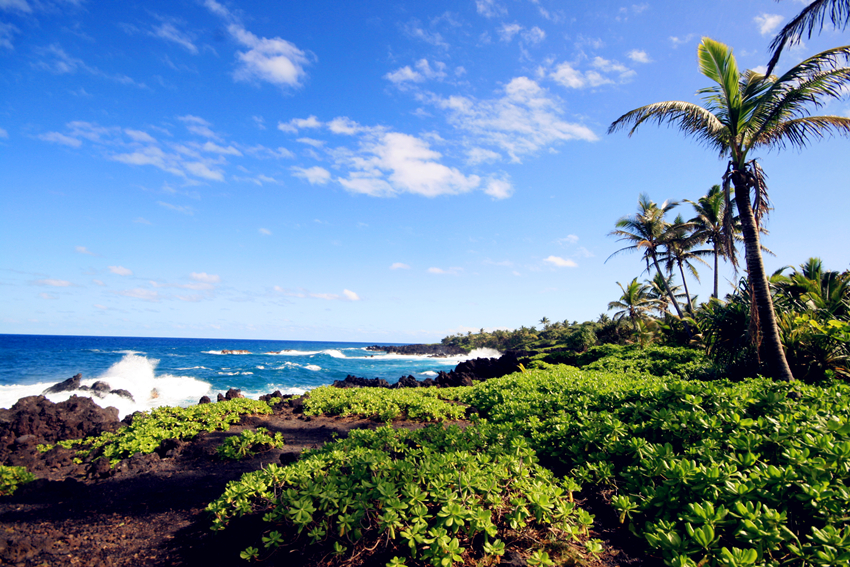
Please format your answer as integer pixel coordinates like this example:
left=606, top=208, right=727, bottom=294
left=543, top=255, right=577, bottom=268
left=343, top=289, right=360, bottom=301
left=476, top=0, right=506, bottom=18
left=201, top=141, right=242, bottom=156
left=550, top=57, right=634, bottom=89
left=484, top=177, right=513, bottom=200
left=403, top=20, right=448, bottom=49
left=327, top=117, right=364, bottom=135
left=109, top=265, right=133, bottom=276
left=390, top=263, right=411, bottom=270
left=93, top=279, right=105, bottom=286
left=670, top=34, right=696, bottom=48
left=158, top=201, right=195, bottom=215
left=522, top=27, right=546, bottom=45
left=498, top=23, right=522, bottom=42
left=259, top=228, right=272, bottom=235
left=191, top=272, right=220, bottom=284
left=0, top=22, right=17, bottom=50
left=429, top=76, right=598, bottom=162
left=428, top=267, right=463, bottom=275
left=467, top=147, right=501, bottom=165
left=337, top=132, right=481, bottom=198
left=183, top=161, right=224, bottom=181
left=0, top=0, right=31, bottom=13
left=178, top=115, right=219, bottom=139
left=134, top=217, right=152, bottom=225
left=296, top=137, right=325, bottom=147
left=152, top=23, right=197, bottom=53
left=94, top=304, right=108, bottom=309
left=278, top=115, right=322, bottom=133
left=75, top=246, right=96, bottom=255
left=38, top=131, right=82, bottom=147
left=119, top=288, right=159, bottom=301
left=228, top=24, right=310, bottom=88
left=0, top=127, right=6, bottom=138
left=125, top=129, right=156, bottom=143
left=33, top=278, right=72, bottom=287
left=40, top=292, right=58, bottom=300
left=385, top=59, right=447, bottom=85
left=292, top=165, right=331, bottom=185
left=627, top=49, right=651, bottom=63
left=557, top=234, right=579, bottom=245
left=755, top=13, right=784, bottom=36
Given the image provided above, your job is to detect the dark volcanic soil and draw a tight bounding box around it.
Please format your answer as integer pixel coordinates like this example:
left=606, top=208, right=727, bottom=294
left=0, top=406, right=440, bottom=567
left=1, top=403, right=650, bottom=567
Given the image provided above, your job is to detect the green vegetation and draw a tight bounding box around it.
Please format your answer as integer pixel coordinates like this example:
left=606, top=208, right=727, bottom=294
left=217, top=427, right=286, bottom=461
left=0, top=465, right=35, bottom=496
left=208, top=423, right=589, bottom=566
left=40, top=398, right=273, bottom=466
left=304, top=386, right=468, bottom=422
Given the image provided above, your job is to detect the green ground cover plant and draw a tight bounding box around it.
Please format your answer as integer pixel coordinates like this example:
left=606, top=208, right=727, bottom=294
left=0, top=465, right=35, bottom=496
left=207, top=424, right=589, bottom=566
left=460, top=367, right=850, bottom=567
left=304, top=386, right=469, bottom=422
left=217, top=427, right=286, bottom=460
left=40, top=398, right=273, bottom=466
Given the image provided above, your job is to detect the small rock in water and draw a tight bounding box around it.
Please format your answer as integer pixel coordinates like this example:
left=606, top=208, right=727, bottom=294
left=42, top=373, right=82, bottom=395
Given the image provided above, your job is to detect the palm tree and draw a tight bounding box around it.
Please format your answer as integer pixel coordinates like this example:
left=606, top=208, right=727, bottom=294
left=660, top=214, right=712, bottom=313
left=607, top=194, right=688, bottom=320
left=539, top=317, right=551, bottom=330
left=767, top=0, right=850, bottom=73
left=609, top=37, right=850, bottom=381
left=646, top=271, right=687, bottom=316
left=686, top=185, right=735, bottom=299
left=607, top=278, right=659, bottom=333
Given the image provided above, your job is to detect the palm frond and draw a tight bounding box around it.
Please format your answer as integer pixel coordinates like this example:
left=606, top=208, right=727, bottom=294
left=720, top=169, right=739, bottom=271
left=748, top=160, right=771, bottom=229
left=767, top=0, right=850, bottom=74
left=698, top=37, right=742, bottom=113
left=754, top=115, right=850, bottom=151
left=609, top=101, right=730, bottom=154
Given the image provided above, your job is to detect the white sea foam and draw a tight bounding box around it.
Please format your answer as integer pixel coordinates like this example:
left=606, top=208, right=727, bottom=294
left=0, top=354, right=211, bottom=419
left=265, top=350, right=322, bottom=356
left=218, top=371, right=254, bottom=376
left=419, top=371, right=438, bottom=377
left=304, top=364, right=322, bottom=371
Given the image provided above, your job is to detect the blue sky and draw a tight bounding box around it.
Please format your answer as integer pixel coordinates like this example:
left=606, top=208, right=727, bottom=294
left=1, top=0, right=848, bottom=342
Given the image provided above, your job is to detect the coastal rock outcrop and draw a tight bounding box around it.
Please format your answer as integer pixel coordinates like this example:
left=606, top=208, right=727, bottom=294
left=366, top=344, right=468, bottom=357
left=220, top=349, right=251, bottom=355
left=41, top=373, right=136, bottom=402
left=0, top=395, right=121, bottom=467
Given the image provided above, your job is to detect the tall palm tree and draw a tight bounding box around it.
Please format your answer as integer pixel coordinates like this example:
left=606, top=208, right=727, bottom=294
left=660, top=214, right=712, bottom=313
left=607, top=278, right=659, bottom=333
left=686, top=185, right=736, bottom=299
left=607, top=194, right=688, bottom=320
left=767, top=0, right=850, bottom=73
left=609, top=37, right=850, bottom=381
left=646, top=271, right=687, bottom=316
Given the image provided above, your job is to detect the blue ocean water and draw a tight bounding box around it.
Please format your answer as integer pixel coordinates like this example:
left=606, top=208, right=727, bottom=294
left=0, top=334, right=500, bottom=418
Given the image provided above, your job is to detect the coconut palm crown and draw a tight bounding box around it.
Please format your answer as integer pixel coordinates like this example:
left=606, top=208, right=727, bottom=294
left=609, top=37, right=850, bottom=381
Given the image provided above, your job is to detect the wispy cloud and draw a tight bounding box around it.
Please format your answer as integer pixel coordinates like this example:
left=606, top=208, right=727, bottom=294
left=32, top=278, right=72, bottom=287
left=158, top=201, right=196, bottom=214
left=428, top=267, right=463, bottom=275
left=390, top=262, right=411, bottom=270
left=755, top=13, right=783, bottom=36
left=292, top=165, right=331, bottom=185
left=627, top=49, right=651, bottom=63
left=109, top=266, right=133, bottom=276
left=543, top=255, right=577, bottom=268
left=75, top=246, right=96, bottom=255
left=204, top=0, right=311, bottom=89
left=151, top=22, right=197, bottom=53
left=259, top=228, right=272, bottom=235
left=475, top=0, right=506, bottom=19
left=385, top=59, right=447, bottom=85
left=191, top=272, right=220, bottom=284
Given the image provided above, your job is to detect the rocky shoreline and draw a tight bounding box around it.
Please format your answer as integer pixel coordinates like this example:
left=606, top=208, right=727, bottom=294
left=365, top=343, right=469, bottom=357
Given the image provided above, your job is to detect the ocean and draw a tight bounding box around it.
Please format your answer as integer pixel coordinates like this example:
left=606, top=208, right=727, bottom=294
left=0, top=334, right=500, bottom=418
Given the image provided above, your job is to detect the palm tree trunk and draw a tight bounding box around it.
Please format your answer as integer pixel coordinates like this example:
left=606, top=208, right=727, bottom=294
left=677, top=261, right=695, bottom=313
left=651, top=253, right=686, bottom=319
left=713, top=241, right=719, bottom=299
left=733, top=175, right=794, bottom=381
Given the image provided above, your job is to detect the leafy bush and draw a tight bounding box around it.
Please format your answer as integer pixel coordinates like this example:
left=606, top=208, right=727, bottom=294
left=217, top=427, right=285, bottom=460
left=304, top=386, right=469, bottom=421
left=208, top=424, right=588, bottom=566
left=42, top=398, right=273, bottom=466
left=0, top=465, right=35, bottom=496
left=460, top=367, right=850, bottom=567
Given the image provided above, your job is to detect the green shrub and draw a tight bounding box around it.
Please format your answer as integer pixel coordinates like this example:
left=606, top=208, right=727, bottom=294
left=304, top=386, right=469, bottom=421
left=208, top=424, right=587, bottom=566
left=42, top=398, right=274, bottom=466
left=217, top=427, right=285, bottom=460
left=0, top=465, right=35, bottom=496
